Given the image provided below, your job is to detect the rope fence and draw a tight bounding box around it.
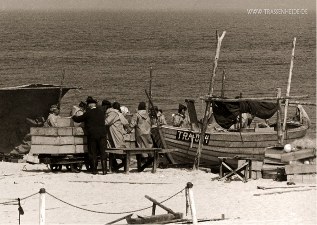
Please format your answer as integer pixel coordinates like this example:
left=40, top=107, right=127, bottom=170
left=0, top=186, right=187, bottom=214
left=46, top=187, right=185, bottom=215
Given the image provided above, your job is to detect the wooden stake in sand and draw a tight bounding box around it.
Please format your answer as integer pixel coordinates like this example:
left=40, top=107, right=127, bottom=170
left=281, top=37, right=296, bottom=144
left=193, top=30, right=226, bottom=170
left=187, top=182, right=198, bottom=225
left=39, top=188, right=46, bottom=225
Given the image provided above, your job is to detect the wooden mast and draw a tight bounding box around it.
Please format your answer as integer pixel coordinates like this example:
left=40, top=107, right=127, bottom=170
left=193, top=31, right=226, bottom=170
left=281, top=37, right=296, bottom=144
left=221, top=70, right=226, bottom=98
left=276, top=88, right=282, bottom=144
left=149, top=66, right=153, bottom=99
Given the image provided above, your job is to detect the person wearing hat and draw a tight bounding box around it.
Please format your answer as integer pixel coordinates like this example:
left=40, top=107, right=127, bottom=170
left=44, top=104, right=61, bottom=127
left=172, top=103, right=190, bottom=128
left=72, top=96, right=106, bottom=175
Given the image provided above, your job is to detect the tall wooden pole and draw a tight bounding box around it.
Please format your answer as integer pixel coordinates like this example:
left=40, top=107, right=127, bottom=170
left=281, top=37, right=296, bottom=144
left=149, top=67, right=153, bottom=99
left=276, top=88, right=282, bottom=144
left=221, top=70, right=226, bottom=98
left=193, top=31, right=226, bottom=170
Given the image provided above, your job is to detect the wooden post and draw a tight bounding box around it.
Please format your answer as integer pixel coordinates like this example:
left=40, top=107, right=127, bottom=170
left=186, top=182, right=198, bottom=225
left=282, top=37, right=296, bottom=143
left=125, top=151, right=130, bottom=174
left=152, top=203, right=156, bottom=215
left=152, top=150, right=159, bottom=173
left=276, top=88, right=282, bottom=144
left=39, top=188, right=46, bottom=225
left=194, top=31, right=226, bottom=170
left=221, top=70, right=226, bottom=98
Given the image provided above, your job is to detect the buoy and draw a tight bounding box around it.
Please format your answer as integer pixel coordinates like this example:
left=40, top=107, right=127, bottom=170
left=304, top=160, right=310, bottom=165
left=284, top=144, right=292, bottom=153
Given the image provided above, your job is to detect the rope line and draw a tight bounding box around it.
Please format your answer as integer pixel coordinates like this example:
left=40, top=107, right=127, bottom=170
left=46, top=187, right=185, bottom=215
left=0, top=191, right=38, bottom=205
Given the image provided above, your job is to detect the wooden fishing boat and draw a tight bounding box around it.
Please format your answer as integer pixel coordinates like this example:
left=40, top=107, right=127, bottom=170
left=150, top=34, right=312, bottom=168
left=160, top=115, right=309, bottom=167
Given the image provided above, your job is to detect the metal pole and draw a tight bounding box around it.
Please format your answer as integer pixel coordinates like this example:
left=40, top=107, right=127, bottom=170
left=39, top=188, right=46, bottom=225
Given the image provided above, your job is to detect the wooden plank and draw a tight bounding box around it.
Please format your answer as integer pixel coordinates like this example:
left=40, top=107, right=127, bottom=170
left=263, top=158, right=286, bottom=165
left=285, top=164, right=317, bottom=175
left=126, top=214, right=179, bottom=224
left=287, top=174, right=316, bottom=184
left=161, top=125, right=307, bottom=142
left=281, top=148, right=316, bottom=162
left=30, top=145, right=87, bottom=154
left=262, top=164, right=284, bottom=171
left=164, top=132, right=278, bottom=148
left=30, top=127, right=80, bottom=136
left=30, top=127, right=58, bottom=136
left=264, top=147, right=284, bottom=160
left=31, top=136, right=87, bottom=145
left=144, top=195, right=177, bottom=215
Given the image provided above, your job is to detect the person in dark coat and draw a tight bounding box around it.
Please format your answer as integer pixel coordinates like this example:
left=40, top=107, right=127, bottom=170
left=72, top=96, right=106, bottom=175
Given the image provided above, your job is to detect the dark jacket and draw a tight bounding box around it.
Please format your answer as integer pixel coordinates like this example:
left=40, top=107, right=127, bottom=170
left=72, top=107, right=106, bottom=138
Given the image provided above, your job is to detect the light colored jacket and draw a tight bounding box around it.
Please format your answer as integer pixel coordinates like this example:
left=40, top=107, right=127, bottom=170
left=130, top=110, right=153, bottom=148
left=105, top=108, right=129, bottom=148
left=172, top=113, right=190, bottom=128
left=44, top=113, right=60, bottom=127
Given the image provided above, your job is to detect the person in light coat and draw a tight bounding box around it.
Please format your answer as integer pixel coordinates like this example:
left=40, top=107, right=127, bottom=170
left=129, top=102, right=153, bottom=149
left=44, top=105, right=61, bottom=127
left=105, top=102, right=129, bottom=148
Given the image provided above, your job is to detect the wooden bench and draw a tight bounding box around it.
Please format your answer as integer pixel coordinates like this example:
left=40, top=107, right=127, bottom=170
left=105, top=148, right=177, bottom=174
left=218, top=157, right=255, bottom=182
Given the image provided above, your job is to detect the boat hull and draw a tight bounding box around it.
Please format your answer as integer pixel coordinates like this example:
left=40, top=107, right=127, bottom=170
left=160, top=125, right=308, bottom=167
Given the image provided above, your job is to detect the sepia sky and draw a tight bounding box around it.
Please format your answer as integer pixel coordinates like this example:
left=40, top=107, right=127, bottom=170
left=0, top=0, right=315, bottom=11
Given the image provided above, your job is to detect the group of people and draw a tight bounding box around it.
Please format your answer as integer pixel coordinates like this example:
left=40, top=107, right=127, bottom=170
left=66, top=96, right=157, bottom=175
left=43, top=98, right=193, bottom=175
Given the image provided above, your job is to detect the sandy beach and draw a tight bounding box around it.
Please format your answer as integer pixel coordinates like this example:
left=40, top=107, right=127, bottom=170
left=0, top=161, right=316, bottom=225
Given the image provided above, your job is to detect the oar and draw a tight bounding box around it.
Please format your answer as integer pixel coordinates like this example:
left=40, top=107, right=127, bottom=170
left=145, top=89, right=175, bottom=164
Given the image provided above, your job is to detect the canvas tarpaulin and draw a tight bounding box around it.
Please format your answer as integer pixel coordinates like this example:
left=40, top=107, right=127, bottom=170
left=212, top=101, right=278, bottom=129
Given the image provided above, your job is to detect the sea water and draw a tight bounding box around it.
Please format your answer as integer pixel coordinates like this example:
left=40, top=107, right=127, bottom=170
left=0, top=10, right=315, bottom=137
